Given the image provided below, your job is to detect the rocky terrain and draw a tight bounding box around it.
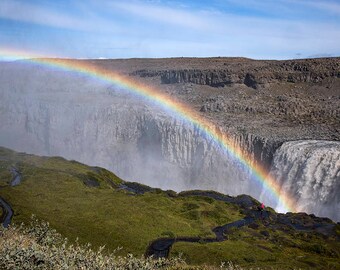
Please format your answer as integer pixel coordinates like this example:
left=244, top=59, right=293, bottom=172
left=0, top=57, right=339, bottom=221
left=123, top=57, right=340, bottom=141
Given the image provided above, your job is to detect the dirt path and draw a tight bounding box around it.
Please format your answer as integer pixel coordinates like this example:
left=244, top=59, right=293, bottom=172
left=145, top=215, right=260, bottom=258
left=0, top=197, right=13, bottom=228
left=0, top=167, right=20, bottom=228
left=146, top=192, right=265, bottom=258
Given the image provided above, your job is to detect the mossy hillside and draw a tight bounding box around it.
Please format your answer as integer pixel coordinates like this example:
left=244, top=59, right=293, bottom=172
left=1, top=147, right=339, bottom=269
left=171, top=220, right=340, bottom=269
left=0, top=147, right=242, bottom=257
left=0, top=160, right=13, bottom=188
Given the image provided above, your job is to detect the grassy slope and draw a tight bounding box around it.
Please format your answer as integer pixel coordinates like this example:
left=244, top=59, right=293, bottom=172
left=171, top=224, right=340, bottom=269
left=0, top=147, right=339, bottom=269
left=0, top=147, right=242, bottom=256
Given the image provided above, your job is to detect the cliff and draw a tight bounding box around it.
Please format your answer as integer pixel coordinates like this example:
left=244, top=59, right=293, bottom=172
left=130, top=57, right=340, bottom=89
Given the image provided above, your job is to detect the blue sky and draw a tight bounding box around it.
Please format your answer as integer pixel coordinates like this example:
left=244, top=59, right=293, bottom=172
left=0, top=0, right=340, bottom=60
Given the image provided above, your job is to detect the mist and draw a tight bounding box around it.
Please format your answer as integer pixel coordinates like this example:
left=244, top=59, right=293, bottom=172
left=0, top=62, right=255, bottom=192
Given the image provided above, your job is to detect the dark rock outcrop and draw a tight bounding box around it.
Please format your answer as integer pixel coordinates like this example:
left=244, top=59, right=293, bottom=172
left=131, top=58, right=340, bottom=89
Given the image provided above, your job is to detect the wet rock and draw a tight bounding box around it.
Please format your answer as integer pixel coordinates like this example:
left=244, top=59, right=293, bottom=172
left=260, top=230, right=270, bottom=237
left=119, top=182, right=154, bottom=194
left=83, top=179, right=100, bottom=187
left=248, top=223, right=260, bottom=230
left=10, top=167, right=22, bottom=187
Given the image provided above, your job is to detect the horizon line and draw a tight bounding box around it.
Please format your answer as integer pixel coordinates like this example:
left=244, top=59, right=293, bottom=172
left=1, top=55, right=340, bottom=62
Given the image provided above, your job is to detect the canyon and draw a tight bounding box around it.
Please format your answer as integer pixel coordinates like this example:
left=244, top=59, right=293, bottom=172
left=0, top=57, right=339, bottom=221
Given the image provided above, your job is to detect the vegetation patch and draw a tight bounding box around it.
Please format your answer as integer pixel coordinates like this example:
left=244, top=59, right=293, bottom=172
left=0, top=217, right=186, bottom=270
left=171, top=223, right=340, bottom=269
left=0, top=147, right=242, bottom=258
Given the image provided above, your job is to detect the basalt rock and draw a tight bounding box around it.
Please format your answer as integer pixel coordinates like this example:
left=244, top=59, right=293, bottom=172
left=131, top=58, right=340, bottom=89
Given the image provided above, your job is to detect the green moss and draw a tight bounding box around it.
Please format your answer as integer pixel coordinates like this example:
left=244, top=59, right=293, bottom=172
left=171, top=218, right=340, bottom=269
left=182, top=202, right=200, bottom=211
left=171, top=237, right=339, bottom=269
left=161, top=231, right=176, bottom=238
left=0, top=147, right=242, bottom=257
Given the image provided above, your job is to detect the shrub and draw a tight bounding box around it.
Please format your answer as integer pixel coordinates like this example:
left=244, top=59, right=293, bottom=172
left=0, top=216, right=251, bottom=270
left=0, top=216, right=184, bottom=270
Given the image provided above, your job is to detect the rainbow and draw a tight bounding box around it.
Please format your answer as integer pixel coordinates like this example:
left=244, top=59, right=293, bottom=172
left=0, top=48, right=297, bottom=213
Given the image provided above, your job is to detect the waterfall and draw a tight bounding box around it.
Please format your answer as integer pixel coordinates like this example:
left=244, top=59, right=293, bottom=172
left=263, top=140, right=340, bottom=221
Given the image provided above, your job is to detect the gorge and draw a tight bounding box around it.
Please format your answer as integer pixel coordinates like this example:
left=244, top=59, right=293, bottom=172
left=0, top=58, right=339, bottom=221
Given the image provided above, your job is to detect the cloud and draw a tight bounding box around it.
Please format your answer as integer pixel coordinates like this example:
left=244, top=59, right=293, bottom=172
left=106, top=1, right=210, bottom=30
left=0, top=0, right=86, bottom=30
left=221, top=0, right=296, bottom=16
left=1, top=0, right=339, bottom=59
left=103, top=0, right=340, bottom=40
left=58, top=0, right=340, bottom=58
left=223, top=0, right=340, bottom=16
left=0, top=0, right=121, bottom=33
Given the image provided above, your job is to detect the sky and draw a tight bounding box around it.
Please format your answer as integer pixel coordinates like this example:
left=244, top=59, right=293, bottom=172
left=0, top=0, right=340, bottom=60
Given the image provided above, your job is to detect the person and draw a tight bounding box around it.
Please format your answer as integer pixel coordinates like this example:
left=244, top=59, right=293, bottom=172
left=258, top=202, right=265, bottom=219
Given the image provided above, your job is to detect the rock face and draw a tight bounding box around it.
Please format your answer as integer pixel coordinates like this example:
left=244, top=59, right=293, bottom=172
left=0, top=63, right=273, bottom=195
left=263, top=141, right=340, bottom=221
left=199, top=95, right=340, bottom=121
left=131, top=58, right=340, bottom=89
